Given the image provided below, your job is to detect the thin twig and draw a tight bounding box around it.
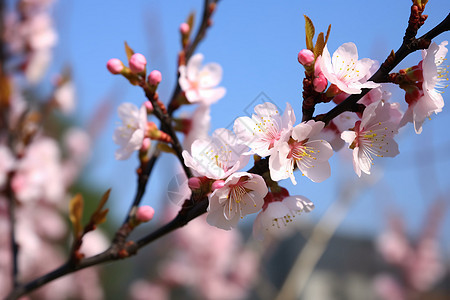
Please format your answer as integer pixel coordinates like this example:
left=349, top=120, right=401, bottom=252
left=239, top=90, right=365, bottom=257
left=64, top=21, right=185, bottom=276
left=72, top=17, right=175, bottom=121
left=317, top=12, right=450, bottom=125
left=167, top=0, right=219, bottom=115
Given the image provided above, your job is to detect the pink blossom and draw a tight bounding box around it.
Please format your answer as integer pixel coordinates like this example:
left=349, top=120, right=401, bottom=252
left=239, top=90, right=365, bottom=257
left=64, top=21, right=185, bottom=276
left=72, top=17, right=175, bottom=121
left=113, top=102, right=148, bottom=160
left=234, top=102, right=295, bottom=157
left=253, top=195, right=314, bottom=240
left=318, top=42, right=379, bottom=94
left=179, top=23, right=190, bottom=35
left=129, top=53, right=147, bottom=74
left=297, top=49, right=314, bottom=66
left=400, top=41, right=448, bottom=134
left=182, top=128, right=249, bottom=180
left=179, top=53, right=226, bottom=105
left=106, top=58, right=124, bottom=74
left=270, top=120, right=333, bottom=184
left=12, top=138, right=65, bottom=203
left=341, top=100, right=400, bottom=177
left=182, top=105, right=211, bottom=150
left=136, top=205, right=155, bottom=222
left=130, top=280, right=169, bottom=300
left=148, top=70, right=162, bottom=86
left=313, top=61, right=328, bottom=93
left=207, top=172, right=267, bottom=230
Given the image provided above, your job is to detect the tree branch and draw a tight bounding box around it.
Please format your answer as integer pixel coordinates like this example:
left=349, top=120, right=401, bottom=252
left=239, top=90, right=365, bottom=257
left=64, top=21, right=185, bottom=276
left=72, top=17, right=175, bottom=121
left=317, top=9, right=450, bottom=125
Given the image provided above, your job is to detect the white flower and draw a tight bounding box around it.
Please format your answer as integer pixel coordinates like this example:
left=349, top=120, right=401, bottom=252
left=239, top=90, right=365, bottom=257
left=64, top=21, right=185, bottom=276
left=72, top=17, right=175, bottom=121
left=341, top=101, right=400, bottom=177
left=233, top=102, right=295, bottom=157
left=182, top=128, right=250, bottom=180
left=207, top=172, right=267, bottom=230
left=269, top=120, right=333, bottom=184
left=182, top=105, right=211, bottom=151
left=179, top=53, right=226, bottom=105
left=253, top=195, right=314, bottom=240
left=318, top=42, right=379, bottom=94
left=401, top=41, right=448, bottom=134
left=113, top=102, right=147, bottom=160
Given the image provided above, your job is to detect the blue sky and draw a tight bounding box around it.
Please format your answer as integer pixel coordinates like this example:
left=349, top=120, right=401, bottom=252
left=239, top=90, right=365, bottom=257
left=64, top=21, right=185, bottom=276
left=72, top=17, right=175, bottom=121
left=53, top=0, right=450, bottom=247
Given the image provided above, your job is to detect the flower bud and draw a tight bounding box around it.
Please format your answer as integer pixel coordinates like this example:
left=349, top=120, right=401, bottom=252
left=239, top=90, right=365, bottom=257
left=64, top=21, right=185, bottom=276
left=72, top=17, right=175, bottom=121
left=180, top=22, right=190, bottom=35
left=148, top=70, right=162, bottom=86
left=188, top=177, right=202, bottom=190
left=129, top=53, right=147, bottom=74
left=298, top=49, right=315, bottom=66
left=106, top=58, right=124, bottom=74
left=136, top=206, right=155, bottom=222
left=145, top=101, right=154, bottom=113
left=211, top=180, right=225, bottom=191
left=313, top=73, right=328, bottom=92
left=141, top=138, right=151, bottom=151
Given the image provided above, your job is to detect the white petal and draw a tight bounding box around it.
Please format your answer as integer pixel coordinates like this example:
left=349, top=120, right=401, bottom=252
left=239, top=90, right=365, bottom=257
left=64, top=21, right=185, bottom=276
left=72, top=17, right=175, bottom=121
left=199, top=63, right=223, bottom=88
left=186, top=53, right=203, bottom=81
left=298, top=160, right=331, bottom=183
left=341, top=130, right=356, bottom=145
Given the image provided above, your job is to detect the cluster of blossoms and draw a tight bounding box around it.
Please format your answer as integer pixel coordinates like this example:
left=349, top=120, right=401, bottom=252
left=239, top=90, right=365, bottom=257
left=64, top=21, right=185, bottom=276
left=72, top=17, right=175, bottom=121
left=0, top=2, right=108, bottom=297
left=374, top=201, right=446, bottom=300
left=129, top=206, right=258, bottom=300
left=0, top=88, right=107, bottom=299
left=3, top=0, right=58, bottom=83
left=111, top=34, right=448, bottom=241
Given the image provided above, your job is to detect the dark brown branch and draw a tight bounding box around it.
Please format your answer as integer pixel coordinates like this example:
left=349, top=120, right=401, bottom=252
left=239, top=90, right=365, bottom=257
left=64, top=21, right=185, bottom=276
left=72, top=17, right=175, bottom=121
left=317, top=11, right=450, bottom=125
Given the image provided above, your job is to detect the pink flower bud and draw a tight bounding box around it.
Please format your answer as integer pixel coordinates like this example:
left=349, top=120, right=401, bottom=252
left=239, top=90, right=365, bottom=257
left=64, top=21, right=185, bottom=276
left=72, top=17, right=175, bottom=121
left=211, top=180, right=225, bottom=191
left=141, top=138, right=151, bottom=151
left=298, top=49, right=315, bottom=66
left=145, top=101, right=153, bottom=113
left=136, top=206, right=155, bottom=222
left=106, top=58, right=124, bottom=74
left=129, top=53, right=147, bottom=74
left=188, top=177, right=202, bottom=190
left=148, top=70, right=162, bottom=86
left=180, top=22, right=190, bottom=35
left=313, top=73, right=328, bottom=92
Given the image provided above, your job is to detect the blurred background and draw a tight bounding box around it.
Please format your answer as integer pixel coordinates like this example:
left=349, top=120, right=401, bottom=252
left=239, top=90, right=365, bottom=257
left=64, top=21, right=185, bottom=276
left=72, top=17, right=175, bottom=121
left=2, top=0, right=450, bottom=299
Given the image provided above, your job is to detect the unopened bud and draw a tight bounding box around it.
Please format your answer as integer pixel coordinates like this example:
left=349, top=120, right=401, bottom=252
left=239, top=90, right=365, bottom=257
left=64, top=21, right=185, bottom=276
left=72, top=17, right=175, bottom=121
left=145, top=101, right=153, bottom=113
left=106, top=58, right=124, bottom=74
left=129, top=53, right=147, bottom=74
left=298, top=49, right=315, bottom=66
left=188, top=177, right=202, bottom=190
left=136, top=206, right=155, bottom=222
left=211, top=180, right=225, bottom=191
left=141, top=138, right=151, bottom=151
left=313, top=73, right=328, bottom=93
left=148, top=70, right=162, bottom=86
left=180, top=22, right=190, bottom=35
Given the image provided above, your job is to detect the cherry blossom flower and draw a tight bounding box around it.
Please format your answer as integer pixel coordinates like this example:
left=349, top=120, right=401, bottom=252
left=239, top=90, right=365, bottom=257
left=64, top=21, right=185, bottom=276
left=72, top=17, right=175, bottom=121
left=318, top=42, right=379, bottom=94
left=113, top=102, right=148, bottom=160
left=182, top=128, right=250, bottom=180
left=400, top=41, right=448, bottom=134
left=341, top=100, right=400, bottom=177
left=182, top=105, right=211, bottom=151
left=179, top=53, right=226, bottom=105
left=207, top=172, right=267, bottom=230
left=269, top=120, right=333, bottom=184
left=253, top=194, right=314, bottom=240
left=12, top=137, right=65, bottom=203
left=233, top=102, right=295, bottom=157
